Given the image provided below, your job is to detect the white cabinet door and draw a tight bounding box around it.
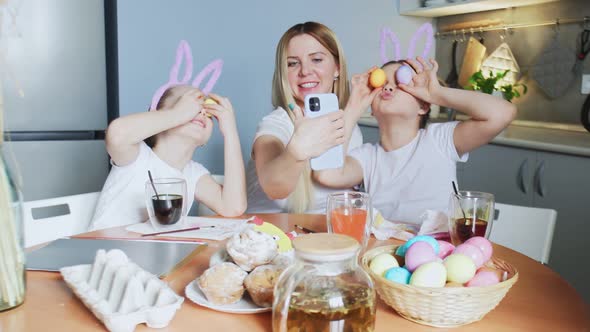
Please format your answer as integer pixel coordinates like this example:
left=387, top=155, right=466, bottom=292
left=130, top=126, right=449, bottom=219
left=532, top=151, right=590, bottom=303
left=459, top=145, right=535, bottom=206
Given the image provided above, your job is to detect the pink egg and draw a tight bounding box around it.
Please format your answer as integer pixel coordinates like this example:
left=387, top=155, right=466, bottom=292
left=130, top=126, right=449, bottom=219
left=453, top=243, right=486, bottom=268
left=465, top=236, right=493, bottom=262
left=395, top=65, right=413, bottom=85
left=437, top=240, right=455, bottom=259
left=466, top=269, right=501, bottom=287
left=405, top=241, right=437, bottom=272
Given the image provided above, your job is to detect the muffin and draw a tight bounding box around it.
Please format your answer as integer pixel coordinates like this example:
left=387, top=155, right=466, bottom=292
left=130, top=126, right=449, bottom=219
left=226, top=226, right=278, bottom=271
left=244, top=264, right=284, bottom=307
left=197, top=262, right=248, bottom=305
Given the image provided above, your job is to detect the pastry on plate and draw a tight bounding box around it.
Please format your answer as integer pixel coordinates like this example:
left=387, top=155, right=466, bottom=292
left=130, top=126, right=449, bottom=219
left=226, top=226, right=278, bottom=271
left=197, top=262, right=247, bottom=305
left=244, top=264, right=284, bottom=307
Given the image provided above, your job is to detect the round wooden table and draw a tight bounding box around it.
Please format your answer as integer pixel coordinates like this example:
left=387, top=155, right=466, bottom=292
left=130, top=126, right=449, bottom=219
left=1, top=214, right=588, bottom=331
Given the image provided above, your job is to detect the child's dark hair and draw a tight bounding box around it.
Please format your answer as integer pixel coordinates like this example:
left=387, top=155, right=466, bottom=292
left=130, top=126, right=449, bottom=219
left=381, top=60, right=430, bottom=129
left=144, top=86, right=178, bottom=148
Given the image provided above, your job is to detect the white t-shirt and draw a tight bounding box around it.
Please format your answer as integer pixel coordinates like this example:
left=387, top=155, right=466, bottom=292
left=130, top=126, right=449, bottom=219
left=246, top=107, right=363, bottom=214
left=90, top=142, right=209, bottom=230
left=349, top=121, right=468, bottom=225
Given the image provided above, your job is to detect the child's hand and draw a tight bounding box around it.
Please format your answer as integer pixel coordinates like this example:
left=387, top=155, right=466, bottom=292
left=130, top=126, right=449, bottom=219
left=346, top=67, right=382, bottom=117
left=398, top=57, right=441, bottom=104
left=203, top=93, right=238, bottom=137
left=287, top=104, right=344, bottom=161
left=173, top=88, right=205, bottom=122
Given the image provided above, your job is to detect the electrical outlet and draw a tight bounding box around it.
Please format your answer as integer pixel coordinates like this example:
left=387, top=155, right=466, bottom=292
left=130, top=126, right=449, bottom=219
left=582, top=75, right=590, bottom=94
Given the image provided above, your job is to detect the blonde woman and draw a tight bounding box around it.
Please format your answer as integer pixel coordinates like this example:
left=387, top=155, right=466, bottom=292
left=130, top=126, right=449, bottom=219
left=246, top=21, right=378, bottom=213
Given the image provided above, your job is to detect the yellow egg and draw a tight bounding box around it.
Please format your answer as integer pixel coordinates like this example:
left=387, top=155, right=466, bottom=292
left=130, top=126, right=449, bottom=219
left=204, top=98, right=218, bottom=105
left=369, top=253, right=399, bottom=276
left=369, top=68, right=386, bottom=88
left=409, top=261, right=446, bottom=287
left=444, top=254, right=476, bottom=284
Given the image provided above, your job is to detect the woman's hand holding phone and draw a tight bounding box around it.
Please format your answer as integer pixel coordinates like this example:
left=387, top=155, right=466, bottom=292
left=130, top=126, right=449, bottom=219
left=286, top=103, right=345, bottom=163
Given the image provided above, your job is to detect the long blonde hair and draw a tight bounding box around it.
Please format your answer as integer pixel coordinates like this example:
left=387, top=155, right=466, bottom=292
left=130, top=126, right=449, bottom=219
left=271, top=22, right=350, bottom=213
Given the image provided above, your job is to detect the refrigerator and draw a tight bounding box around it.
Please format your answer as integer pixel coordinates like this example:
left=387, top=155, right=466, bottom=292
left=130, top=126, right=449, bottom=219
left=2, top=0, right=117, bottom=201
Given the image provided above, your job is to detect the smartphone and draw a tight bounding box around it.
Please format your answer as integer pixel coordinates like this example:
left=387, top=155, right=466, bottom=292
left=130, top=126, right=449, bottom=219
left=304, top=93, right=344, bottom=170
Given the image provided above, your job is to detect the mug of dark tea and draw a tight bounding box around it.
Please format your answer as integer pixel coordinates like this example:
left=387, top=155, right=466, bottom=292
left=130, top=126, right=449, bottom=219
left=448, top=191, right=494, bottom=245
left=145, top=178, right=187, bottom=229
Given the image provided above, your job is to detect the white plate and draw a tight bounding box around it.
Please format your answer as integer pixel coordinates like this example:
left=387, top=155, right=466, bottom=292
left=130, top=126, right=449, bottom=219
left=185, top=279, right=271, bottom=314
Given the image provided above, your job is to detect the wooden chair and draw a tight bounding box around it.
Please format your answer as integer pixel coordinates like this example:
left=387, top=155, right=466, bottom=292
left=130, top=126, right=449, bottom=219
left=490, top=202, right=557, bottom=264
left=23, top=192, right=100, bottom=248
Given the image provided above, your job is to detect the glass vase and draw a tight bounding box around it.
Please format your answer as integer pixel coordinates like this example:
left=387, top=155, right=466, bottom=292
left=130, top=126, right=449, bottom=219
left=0, top=149, right=26, bottom=311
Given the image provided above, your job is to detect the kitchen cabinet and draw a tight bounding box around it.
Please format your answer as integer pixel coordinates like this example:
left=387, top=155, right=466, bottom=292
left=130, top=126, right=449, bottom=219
left=460, top=144, right=590, bottom=303
left=399, top=0, right=559, bottom=18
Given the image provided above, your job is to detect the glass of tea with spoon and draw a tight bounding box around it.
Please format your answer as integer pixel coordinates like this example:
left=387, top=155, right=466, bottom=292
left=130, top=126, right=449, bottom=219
left=145, top=177, right=187, bottom=230
left=448, top=191, right=495, bottom=245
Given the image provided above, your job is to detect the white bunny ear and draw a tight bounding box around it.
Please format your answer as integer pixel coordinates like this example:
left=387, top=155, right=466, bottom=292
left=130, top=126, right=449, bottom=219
left=406, top=23, right=434, bottom=59
left=191, top=59, right=223, bottom=95
left=380, top=27, right=401, bottom=64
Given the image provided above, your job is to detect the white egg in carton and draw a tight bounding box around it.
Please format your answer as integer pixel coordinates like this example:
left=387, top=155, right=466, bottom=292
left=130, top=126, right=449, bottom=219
left=60, top=249, right=183, bottom=332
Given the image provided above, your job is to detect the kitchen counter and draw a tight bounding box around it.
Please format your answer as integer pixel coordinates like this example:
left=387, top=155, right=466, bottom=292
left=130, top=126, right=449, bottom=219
left=358, top=116, right=590, bottom=157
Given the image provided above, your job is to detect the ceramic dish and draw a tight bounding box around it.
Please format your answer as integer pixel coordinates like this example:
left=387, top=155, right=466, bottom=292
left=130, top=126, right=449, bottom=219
left=185, top=279, right=271, bottom=314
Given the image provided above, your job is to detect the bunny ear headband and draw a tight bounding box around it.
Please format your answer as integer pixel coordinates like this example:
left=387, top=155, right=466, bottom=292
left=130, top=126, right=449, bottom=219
left=150, top=40, right=223, bottom=111
left=380, top=22, right=434, bottom=65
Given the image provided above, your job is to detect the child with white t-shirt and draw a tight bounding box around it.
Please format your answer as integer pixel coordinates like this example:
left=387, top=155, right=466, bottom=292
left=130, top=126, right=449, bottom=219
left=90, top=85, right=246, bottom=230
left=313, top=57, right=516, bottom=225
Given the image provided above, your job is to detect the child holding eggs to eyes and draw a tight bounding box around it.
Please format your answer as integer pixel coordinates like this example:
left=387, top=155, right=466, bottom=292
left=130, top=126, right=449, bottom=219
left=90, top=86, right=247, bottom=230
left=314, top=56, right=516, bottom=225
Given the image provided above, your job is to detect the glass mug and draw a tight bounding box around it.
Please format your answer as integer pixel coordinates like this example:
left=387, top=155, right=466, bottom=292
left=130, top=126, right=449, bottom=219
left=145, top=178, right=187, bottom=230
left=326, top=192, right=372, bottom=249
left=448, top=191, right=495, bottom=245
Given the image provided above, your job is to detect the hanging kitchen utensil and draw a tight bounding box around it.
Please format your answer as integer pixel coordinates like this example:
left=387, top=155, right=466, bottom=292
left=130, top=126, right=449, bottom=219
left=458, top=37, right=487, bottom=88
left=480, top=41, right=520, bottom=88
left=581, top=94, right=590, bottom=132
left=530, top=35, right=576, bottom=99
left=572, top=28, right=590, bottom=75
left=445, top=40, right=460, bottom=88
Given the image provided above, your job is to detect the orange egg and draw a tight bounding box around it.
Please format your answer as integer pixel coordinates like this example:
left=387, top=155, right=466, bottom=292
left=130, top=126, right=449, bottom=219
left=369, top=68, right=386, bottom=88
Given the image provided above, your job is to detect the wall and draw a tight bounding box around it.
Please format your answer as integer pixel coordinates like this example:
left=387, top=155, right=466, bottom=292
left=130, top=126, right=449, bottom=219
left=435, top=0, right=590, bottom=127
left=116, top=0, right=433, bottom=173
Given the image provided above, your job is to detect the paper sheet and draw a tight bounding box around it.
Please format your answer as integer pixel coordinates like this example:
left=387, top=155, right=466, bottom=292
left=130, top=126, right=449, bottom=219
left=126, top=216, right=252, bottom=240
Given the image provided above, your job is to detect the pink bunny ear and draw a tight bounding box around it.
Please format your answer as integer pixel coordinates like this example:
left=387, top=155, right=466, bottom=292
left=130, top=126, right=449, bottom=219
left=380, top=27, right=401, bottom=64
left=191, top=59, right=223, bottom=95
left=150, top=40, right=194, bottom=110
left=407, top=22, right=434, bottom=59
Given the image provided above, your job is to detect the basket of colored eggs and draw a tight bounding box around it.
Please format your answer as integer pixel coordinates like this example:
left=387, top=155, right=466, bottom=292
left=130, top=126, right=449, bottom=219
left=360, top=235, right=518, bottom=328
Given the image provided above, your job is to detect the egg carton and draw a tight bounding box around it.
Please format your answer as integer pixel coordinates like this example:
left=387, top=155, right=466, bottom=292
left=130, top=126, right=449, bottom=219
left=60, top=249, right=184, bottom=332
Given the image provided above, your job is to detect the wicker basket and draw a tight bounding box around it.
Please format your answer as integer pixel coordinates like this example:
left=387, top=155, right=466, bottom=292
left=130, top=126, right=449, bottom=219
left=361, top=244, right=518, bottom=328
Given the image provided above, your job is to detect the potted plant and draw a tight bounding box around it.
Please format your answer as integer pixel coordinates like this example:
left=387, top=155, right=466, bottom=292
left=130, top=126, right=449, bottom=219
left=465, top=70, right=527, bottom=102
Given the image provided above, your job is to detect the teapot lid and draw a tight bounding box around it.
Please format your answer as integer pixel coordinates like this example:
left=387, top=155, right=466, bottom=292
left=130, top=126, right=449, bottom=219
left=292, top=233, right=359, bottom=261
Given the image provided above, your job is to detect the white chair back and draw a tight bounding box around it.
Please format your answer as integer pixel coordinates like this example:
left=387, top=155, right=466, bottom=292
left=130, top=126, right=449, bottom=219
left=196, top=174, right=224, bottom=216
left=23, top=192, right=100, bottom=248
left=489, top=202, right=557, bottom=264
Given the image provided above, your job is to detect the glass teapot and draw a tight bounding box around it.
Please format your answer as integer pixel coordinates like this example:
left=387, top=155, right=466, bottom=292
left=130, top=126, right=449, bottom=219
left=272, top=233, right=376, bottom=332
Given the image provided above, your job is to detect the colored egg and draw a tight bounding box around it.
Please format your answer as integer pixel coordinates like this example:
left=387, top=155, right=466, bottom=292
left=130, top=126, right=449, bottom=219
left=444, top=254, right=476, bottom=284
left=204, top=98, right=218, bottom=105
left=445, top=281, right=464, bottom=288
left=454, top=243, right=486, bottom=268
left=465, top=236, right=493, bottom=262
left=384, top=267, right=411, bottom=285
left=369, top=68, right=387, bottom=88
left=395, top=235, right=440, bottom=256
left=410, top=262, right=446, bottom=288
left=437, top=240, right=455, bottom=259
left=466, top=269, right=501, bottom=287
left=395, top=65, right=413, bottom=85
left=369, top=253, right=399, bottom=276
left=405, top=241, right=437, bottom=272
